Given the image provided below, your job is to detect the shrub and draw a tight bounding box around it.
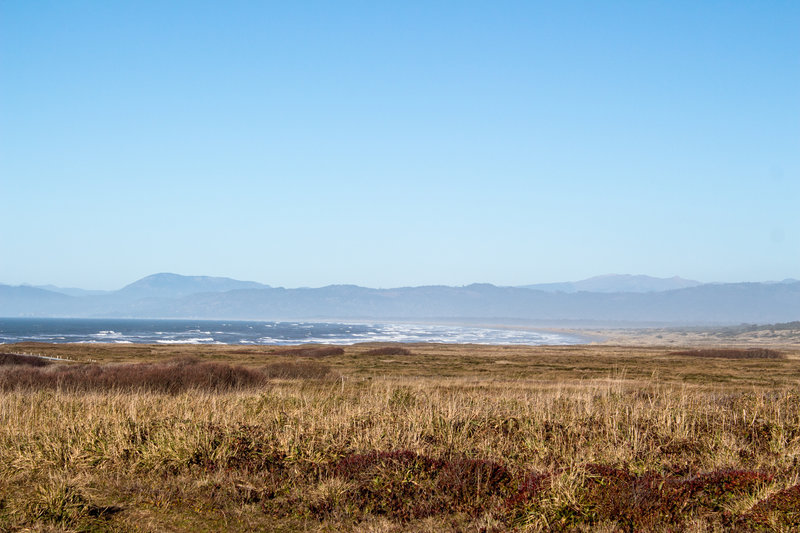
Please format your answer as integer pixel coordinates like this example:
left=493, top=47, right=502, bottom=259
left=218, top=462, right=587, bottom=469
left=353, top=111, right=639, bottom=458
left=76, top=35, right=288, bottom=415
left=0, top=358, right=268, bottom=392
left=505, top=465, right=772, bottom=530
left=740, top=484, right=800, bottom=529
left=669, top=348, right=784, bottom=359
left=272, top=346, right=344, bottom=358
left=0, top=353, right=50, bottom=367
left=363, top=346, right=412, bottom=356
left=317, top=450, right=514, bottom=520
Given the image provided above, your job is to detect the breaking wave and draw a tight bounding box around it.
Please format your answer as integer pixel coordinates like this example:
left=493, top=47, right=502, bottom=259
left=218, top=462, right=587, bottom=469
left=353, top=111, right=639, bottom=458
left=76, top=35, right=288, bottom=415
left=0, top=318, right=586, bottom=346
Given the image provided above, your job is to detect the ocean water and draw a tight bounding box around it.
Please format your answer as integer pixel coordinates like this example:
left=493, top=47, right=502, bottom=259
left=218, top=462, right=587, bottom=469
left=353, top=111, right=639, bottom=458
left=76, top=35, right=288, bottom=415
left=0, top=318, right=584, bottom=346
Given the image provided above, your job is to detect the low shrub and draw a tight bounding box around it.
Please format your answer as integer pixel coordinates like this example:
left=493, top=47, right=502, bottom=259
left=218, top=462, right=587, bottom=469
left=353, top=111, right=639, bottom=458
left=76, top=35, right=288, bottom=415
left=0, top=353, right=50, bottom=367
left=506, top=464, right=773, bottom=530
left=739, top=484, right=800, bottom=529
left=362, top=346, right=412, bottom=356
left=314, top=450, right=514, bottom=520
left=272, top=346, right=344, bottom=358
left=0, top=358, right=267, bottom=392
left=669, top=348, right=784, bottom=359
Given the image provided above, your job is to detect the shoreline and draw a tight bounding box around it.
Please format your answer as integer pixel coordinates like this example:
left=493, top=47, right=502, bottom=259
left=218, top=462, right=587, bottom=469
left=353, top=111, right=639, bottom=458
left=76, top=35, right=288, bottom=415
left=0, top=317, right=591, bottom=347
left=3, top=317, right=798, bottom=348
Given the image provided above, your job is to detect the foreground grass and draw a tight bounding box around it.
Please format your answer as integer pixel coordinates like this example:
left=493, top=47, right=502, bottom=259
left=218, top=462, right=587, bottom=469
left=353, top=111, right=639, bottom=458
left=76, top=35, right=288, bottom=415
left=1, top=343, right=799, bottom=531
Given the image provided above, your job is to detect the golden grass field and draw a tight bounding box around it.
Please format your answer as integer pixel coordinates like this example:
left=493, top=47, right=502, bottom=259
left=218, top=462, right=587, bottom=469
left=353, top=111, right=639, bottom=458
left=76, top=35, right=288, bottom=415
left=1, top=332, right=799, bottom=532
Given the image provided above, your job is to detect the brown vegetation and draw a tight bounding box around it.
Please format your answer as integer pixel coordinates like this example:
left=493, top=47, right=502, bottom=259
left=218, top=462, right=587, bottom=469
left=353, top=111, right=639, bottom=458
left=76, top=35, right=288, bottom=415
left=271, top=345, right=345, bottom=358
left=262, top=360, right=335, bottom=379
left=361, top=345, right=413, bottom=356
left=0, top=357, right=268, bottom=392
left=741, top=483, right=800, bottom=529
left=669, top=347, right=785, bottom=359
left=0, top=342, right=799, bottom=531
left=593, top=321, right=800, bottom=347
left=0, top=352, right=51, bottom=367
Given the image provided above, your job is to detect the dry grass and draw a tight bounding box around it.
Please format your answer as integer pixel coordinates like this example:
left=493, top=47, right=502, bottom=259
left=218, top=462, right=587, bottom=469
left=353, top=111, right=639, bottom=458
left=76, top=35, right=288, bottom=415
left=0, top=342, right=799, bottom=531
left=591, top=321, right=800, bottom=348
left=262, top=360, right=336, bottom=379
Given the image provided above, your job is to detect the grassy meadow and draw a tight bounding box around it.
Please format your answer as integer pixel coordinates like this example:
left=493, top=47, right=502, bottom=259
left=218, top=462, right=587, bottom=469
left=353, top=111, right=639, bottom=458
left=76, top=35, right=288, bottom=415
left=1, top=341, right=799, bottom=531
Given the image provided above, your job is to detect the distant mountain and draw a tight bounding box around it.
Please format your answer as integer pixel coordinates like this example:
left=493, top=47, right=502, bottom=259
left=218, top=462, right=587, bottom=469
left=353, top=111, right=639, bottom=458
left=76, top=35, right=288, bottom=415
left=32, top=285, right=113, bottom=297
left=117, top=273, right=269, bottom=299
left=118, top=281, right=797, bottom=325
left=1, top=274, right=798, bottom=326
left=0, top=284, right=77, bottom=316
left=520, top=274, right=703, bottom=293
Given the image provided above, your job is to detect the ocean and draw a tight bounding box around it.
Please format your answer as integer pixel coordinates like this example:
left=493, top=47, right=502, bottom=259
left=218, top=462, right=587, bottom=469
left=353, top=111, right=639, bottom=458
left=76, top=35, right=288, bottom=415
left=0, top=318, right=584, bottom=346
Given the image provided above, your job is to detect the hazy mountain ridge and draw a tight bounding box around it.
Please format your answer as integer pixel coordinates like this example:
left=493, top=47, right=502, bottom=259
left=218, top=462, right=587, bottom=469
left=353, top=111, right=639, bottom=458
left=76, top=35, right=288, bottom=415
left=31, top=285, right=113, bottom=297
left=1, top=274, right=798, bottom=325
left=520, top=274, right=703, bottom=293
left=117, top=273, right=270, bottom=299
left=0, top=285, right=78, bottom=316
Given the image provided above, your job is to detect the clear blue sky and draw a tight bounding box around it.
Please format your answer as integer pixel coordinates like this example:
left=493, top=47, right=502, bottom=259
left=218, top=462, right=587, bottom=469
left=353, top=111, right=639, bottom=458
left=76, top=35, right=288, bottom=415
left=1, top=1, right=798, bottom=289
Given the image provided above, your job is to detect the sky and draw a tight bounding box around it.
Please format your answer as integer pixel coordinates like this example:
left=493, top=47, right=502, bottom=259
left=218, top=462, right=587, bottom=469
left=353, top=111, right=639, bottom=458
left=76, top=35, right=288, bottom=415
left=1, top=1, right=798, bottom=290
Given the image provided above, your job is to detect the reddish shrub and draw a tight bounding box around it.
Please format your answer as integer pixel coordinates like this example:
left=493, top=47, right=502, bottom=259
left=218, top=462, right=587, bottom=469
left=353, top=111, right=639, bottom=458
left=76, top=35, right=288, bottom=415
left=272, top=346, right=344, bottom=358
left=0, top=352, right=50, bottom=367
left=0, top=358, right=268, bottom=392
left=519, top=465, right=775, bottom=530
left=362, top=346, right=412, bottom=356
left=262, top=361, right=334, bottom=379
left=334, top=450, right=443, bottom=479
left=740, top=484, right=800, bottom=529
left=323, top=450, right=513, bottom=520
left=670, top=348, right=784, bottom=359
left=435, top=456, right=513, bottom=513
left=504, top=471, right=552, bottom=510
left=678, top=469, right=773, bottom=500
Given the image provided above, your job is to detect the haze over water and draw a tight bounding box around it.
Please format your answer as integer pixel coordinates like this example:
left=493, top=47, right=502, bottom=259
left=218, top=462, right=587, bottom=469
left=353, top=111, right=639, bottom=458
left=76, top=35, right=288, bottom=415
left=0, top=318, right=583, bottom=346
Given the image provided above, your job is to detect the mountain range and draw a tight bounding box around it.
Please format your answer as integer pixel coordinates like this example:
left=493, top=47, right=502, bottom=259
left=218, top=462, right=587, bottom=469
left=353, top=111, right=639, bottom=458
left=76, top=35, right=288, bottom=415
left=520, top=274, right=703, bottom=293
left=2, top=273, right=799, bottom=325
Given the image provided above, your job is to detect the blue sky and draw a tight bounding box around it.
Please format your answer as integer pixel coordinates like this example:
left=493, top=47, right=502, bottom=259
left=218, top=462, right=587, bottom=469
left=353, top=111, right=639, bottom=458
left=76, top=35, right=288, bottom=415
left=1, top=1, right=798, bottom=289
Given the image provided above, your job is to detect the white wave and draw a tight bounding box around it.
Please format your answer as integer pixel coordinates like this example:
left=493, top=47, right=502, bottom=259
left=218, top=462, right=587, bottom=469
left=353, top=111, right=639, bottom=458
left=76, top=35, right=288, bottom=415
left=3, top=319, right=581, bottom=346
left=155, top=337, right=219, bottom=344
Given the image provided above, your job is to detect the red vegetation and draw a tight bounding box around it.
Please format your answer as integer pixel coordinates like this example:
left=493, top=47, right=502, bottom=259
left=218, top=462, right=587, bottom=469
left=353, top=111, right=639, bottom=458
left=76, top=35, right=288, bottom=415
left=670, top=348, right=784, bottom=359
left=0, top=357, right=267, bottom=392
left=271, top=346, right=344, bottom=358
left=504, top=464, right=773, bottom=530
left=740, top=484, right=800, bottom=529
left=0, top=353, right=51, bottom=367
left=362, top=346, right=413, bottom=356
left=315, top=450, right=514, bottom=520
left=74, top=419, right=788, bottom=530
left=0, top=357, right=333, bottom=392
left=504, top=471, right=552, bottom=509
